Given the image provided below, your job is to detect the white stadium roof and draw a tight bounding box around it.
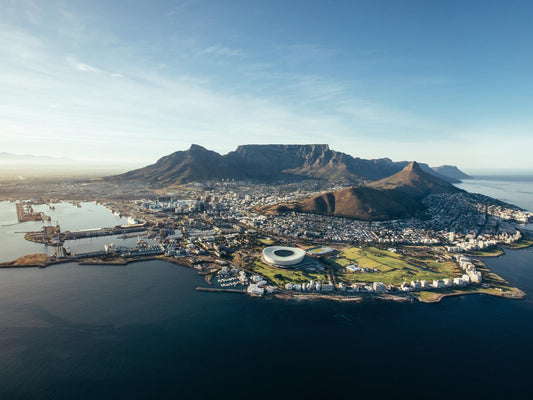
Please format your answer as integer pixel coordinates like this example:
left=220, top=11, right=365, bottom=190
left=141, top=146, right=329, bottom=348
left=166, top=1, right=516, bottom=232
left=262, top=246, right=306, bottom=266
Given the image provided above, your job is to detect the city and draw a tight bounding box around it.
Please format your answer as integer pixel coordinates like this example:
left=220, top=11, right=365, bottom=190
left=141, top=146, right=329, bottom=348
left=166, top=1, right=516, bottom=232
left=4, top=177, right=531, bottom=303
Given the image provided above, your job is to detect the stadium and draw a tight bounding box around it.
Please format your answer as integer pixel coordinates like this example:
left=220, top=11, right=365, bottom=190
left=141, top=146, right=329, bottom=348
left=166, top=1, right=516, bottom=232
left=262, top=246, right=306, bottom=267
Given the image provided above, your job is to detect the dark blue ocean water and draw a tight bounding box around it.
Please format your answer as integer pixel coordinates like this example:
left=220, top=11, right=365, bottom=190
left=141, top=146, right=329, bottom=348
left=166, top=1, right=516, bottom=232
left=0, top=179, right=532, bottom=399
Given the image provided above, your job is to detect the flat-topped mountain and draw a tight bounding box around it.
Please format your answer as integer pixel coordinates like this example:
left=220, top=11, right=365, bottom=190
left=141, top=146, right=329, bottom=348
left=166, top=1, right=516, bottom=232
left=112, top=144, right=466, bottom=185
left=260, top=161, right=463, bottom=220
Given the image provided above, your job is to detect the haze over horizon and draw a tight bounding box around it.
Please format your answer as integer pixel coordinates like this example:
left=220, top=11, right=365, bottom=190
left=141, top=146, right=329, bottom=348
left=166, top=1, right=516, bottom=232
left=2, top=0, right=533, bottom=169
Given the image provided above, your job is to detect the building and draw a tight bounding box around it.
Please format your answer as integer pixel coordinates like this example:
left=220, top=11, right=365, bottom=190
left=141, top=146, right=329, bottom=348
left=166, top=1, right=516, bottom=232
left=468, top=271, right=483, bottom=283
left=262, top=246, right=306, bottom=267
left=373, top=282, right=386, bottom=293
left=247, top=284, right=265, bottom=296
left=453, top=277, right=464, bottom=286
left=432, top=280, right=445, bottom=289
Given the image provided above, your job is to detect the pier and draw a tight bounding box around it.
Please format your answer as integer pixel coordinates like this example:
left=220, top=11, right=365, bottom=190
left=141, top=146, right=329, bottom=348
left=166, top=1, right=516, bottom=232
left=16, top=202, right=50, bottom=223
left=196, top=287, right=246, bottom=294
left=23, top=223, right=147, bottom=245
left=62, top=224, right=146, bottom=240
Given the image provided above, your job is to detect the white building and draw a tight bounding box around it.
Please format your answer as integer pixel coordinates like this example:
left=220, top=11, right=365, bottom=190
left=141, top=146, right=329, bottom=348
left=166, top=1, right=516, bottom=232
left=247, top=284, right=265, bottom=296
left=468, top=271, right=483, bottom=284
left=373, top=282, right=386, bottom=293
left=453, top=277, right=464, bottom=286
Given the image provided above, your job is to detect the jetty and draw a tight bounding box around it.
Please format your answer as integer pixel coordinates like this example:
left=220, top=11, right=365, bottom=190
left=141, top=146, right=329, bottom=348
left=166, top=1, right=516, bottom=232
left=196, top=287, right=246, bottom=294
left=16, top=202, right=50, bottom=223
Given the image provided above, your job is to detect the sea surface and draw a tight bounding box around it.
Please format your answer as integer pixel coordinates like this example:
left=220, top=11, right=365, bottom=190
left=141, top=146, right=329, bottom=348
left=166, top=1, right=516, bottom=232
left=0, top=178, right=532, bottom=399
left=457, top=175, right=533, bottom=231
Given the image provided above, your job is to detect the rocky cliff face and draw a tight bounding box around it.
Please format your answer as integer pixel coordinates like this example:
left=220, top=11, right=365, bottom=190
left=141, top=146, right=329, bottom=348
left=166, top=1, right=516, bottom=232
left=112, top=144, right=465, bottom=185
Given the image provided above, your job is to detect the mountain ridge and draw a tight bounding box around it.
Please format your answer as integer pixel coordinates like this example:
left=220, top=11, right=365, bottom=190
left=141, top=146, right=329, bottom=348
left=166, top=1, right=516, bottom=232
left=111, top=144, right=467, bottom=185
left=259, top=161, right=463, bottom=221
left=432, top=165, right=473, bottom=180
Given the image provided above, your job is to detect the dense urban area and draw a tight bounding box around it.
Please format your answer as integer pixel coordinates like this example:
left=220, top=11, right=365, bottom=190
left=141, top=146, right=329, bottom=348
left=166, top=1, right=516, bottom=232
left=1, top=178, right=532, bottom=303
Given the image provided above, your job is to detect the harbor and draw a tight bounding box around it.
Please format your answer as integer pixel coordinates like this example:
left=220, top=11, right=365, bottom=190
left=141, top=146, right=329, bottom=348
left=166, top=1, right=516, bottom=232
left=16, top=202, right=51, bottom=223
left=0, top=200, right=132, bottom=263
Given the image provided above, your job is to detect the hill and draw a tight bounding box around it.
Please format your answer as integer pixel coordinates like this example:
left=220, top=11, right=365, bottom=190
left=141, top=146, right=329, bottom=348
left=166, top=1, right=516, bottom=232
left=260, top=161, right=463, bottom=221
left=111, top=144, right=463, bottom=185
left=369, top=161, right=462, bottom=197
left=432, top=165, right=473, bottom=180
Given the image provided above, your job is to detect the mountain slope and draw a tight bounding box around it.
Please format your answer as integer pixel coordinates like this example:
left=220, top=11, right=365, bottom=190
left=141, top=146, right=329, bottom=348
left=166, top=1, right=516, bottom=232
left=261, top=161, right=462, bottom=221
left=117, top=145, right=229, bottom=183
left=432, top=165, right=472, bottom=180
left=418, top=163, right=460, bottom=183
left=369, top=161, right=462, bottom=197
left=111, top=144, right=466, bottom=186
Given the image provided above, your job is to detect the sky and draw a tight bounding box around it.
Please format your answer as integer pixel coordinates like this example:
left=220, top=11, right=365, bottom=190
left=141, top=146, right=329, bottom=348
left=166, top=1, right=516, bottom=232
left=1, top=0, right=532, bottom=170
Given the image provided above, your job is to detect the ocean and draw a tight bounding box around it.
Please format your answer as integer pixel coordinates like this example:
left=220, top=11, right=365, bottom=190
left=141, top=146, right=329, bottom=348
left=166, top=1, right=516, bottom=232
left=0, top=177, right=532, bottom=399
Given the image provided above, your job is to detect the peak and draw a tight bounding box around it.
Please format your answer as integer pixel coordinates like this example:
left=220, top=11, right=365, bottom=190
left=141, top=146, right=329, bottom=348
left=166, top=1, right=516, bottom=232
left=404, top=161, right=422, bottom=172
left=188, top=144, right=208, bottom=152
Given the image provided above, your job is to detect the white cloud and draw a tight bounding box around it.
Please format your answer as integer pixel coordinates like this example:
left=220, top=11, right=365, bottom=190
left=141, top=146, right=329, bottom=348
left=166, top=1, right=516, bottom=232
left=0, top=4, right=531, bottom=170
left=198, top=45, right=243, bottom=58
left=66, top=56, right=100, bottom=73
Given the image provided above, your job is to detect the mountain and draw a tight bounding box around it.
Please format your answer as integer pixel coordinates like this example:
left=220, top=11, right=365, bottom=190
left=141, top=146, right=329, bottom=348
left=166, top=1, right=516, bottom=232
left=432, top=165, right=472, bottom=180
left=260, top=162, right=462, bottom=221
left=117, top=145, right=229, bottom=183
left=417, top=163, right=460, bottom=183
left=112, top=144, right=462, bottom=185
left=369, top=161, right=462, bottom=197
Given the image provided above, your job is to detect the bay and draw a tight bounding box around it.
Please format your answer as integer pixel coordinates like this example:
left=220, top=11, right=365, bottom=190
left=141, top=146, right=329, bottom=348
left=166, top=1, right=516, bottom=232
left=0, top=201, right=130, bottom=262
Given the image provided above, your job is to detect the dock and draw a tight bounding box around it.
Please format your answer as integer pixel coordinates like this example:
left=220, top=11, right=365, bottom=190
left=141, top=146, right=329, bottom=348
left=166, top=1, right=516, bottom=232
left=16, top=202, right=50, bottom=223
left=196, top=287, right=246, bottom=294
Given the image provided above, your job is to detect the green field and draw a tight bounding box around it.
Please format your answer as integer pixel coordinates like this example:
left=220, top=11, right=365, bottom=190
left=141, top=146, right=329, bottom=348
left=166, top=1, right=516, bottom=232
left=468, top=248, right=504, bottom=257
left=326, top=246, right=460, bottom=285
left=306, top=247, right=335, bottom=255
left=249, top=259, right=327, bottom=287
left=414, top=285, right=524, bottom=303
left=504, top=238, right=533, bottom=250
left=256, top=238, right=274, bottom=246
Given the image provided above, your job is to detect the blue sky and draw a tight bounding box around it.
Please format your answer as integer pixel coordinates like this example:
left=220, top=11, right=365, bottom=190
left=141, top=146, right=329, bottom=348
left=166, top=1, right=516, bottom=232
left=1, top=0, right=532, bottom=169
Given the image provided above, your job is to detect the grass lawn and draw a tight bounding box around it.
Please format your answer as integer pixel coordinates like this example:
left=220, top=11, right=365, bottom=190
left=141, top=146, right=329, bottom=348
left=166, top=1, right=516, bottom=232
left=468, top=248, right=504, bottom=257
left=249, top=259, right=327, bottom=287
left=256, top=238, right=274, bottom=246
left=327, top=246, right=460, bottom=285
left=414, top=284, right=524, bottom=303
left=306, top=247, right=334, bottom=255
left=504, top=238, right=533, bottom=250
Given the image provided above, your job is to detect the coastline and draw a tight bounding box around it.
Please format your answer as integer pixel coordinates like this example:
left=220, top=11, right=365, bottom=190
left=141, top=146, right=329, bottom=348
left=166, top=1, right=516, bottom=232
left=414, top=287, right=526, bottom=303
left=0, top=251, right=528, bottom=304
